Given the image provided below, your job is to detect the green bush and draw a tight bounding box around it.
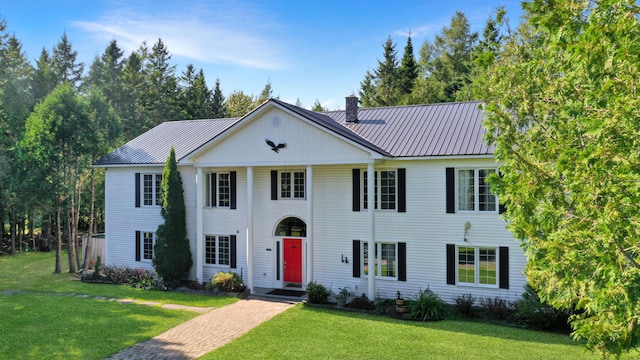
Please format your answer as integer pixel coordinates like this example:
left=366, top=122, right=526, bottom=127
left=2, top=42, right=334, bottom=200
left=212, top=271, right=245, bottom=292
left=306, top=282, right=330, bottom=304
left=513, top=284, right=571, bottom=332
left=346, top=293, right=376, bottom=310
left=409, top=289, right=446, bottom=321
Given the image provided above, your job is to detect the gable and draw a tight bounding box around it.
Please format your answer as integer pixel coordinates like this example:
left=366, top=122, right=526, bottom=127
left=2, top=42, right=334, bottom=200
left=189, top=107, right=377, bottom=166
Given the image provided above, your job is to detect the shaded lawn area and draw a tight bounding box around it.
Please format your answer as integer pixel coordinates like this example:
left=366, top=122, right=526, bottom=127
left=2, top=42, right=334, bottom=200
left=204, top=305, right=625, bottom=360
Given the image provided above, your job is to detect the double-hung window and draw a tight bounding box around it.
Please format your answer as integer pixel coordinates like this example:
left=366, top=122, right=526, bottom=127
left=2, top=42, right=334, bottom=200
left=280, top=171, right=305, bottom=199
left=363, top=242, right=397, bottom=278
left=363, top=170, right=396, bottom=210
left=457, top=168, right=496, bottom=212
left=205, top=235, right=231, bottom=266
left=143, top=174, right=162, bottom=206
left=457, top=246, right=497, bottom=287
left=206, top=173, right=230, bottom=207
left=142, top=232, right=155, bottom=261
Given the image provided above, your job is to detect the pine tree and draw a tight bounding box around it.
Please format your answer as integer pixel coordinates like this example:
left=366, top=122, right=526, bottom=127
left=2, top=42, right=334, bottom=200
left=142, top=38, right=181, bottom=124
left=153, top=147, right=193, bottom=287
left=225, top=90, right=254, bottom=117
left=311, top=99, right=326, bottom=111
left=398, top=34, right=418, bottom=98
left=52, top=32, right=84, bottom=89
left=373, top=36, right=400, bottom=106
left=32, top=48, right=58, bottom=104
left=211, top=78, right=226, bottom=118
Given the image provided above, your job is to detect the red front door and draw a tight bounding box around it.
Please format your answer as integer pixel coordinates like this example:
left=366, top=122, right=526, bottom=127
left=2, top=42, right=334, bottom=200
left=284, top=238, right=302, bottom=284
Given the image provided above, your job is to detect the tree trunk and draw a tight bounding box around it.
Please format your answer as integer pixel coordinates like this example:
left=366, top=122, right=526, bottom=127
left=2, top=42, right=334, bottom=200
left=10, top=205, right=16, bottom=255
left=18, top=216, right=24, bottom=251
left=83, top=169, right=95, bottom=272
left=55, top=205, right=62, bottom=273
left=29, top=211, right=35, bottom=251
left=74, top=182, right=82, bottom=271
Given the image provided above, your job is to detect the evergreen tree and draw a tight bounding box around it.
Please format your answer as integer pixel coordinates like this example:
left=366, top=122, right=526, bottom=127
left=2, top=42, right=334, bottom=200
left=85, top=39, right=125, bottom=114
left=478, top=1, right=640, bottom=356
left=398, top=34, right=418, bottom=99
left=52, top=32, right=84, bottom=89
left=411, top=11, right=478, bottom=103
left=254, top=80, right=273, bottom=107
left=373, top=36, right=400, bottom=106
left=153, top=147, right=192, bottom=287
left=142, top=38, right=181, bottom=125
left=120, top=50, right=146, bottom=139
left=311, top=99, right=326, bottom=112
left=211, top=78, right=226, bottom=118
left=358, top=70, right=376, bottom=107
left=179, top=65, right=215, bottom=119
left=31, top=48, right=58, bottom=104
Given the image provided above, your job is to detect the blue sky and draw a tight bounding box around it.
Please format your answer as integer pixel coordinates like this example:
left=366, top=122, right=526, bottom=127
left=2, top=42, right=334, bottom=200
left=1, top=1, right=523, bottom=110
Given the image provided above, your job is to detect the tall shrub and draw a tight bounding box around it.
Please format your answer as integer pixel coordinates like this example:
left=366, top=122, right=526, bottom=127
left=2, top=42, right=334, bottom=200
left=153, top=147, right=192, bottom=287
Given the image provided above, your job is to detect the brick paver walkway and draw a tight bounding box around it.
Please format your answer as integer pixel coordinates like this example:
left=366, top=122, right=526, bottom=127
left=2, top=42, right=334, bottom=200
left=104, top=297, right=295, bottom=360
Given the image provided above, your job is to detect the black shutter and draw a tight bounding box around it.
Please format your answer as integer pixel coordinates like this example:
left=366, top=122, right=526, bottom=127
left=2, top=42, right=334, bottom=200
left=211, top=173, right=217, bottom=207
left=135, top=231, right=141, bottom=261
left=398, top=242, right=406, bottom=281
left=230, top=235, right=237, bottom=269
left=352, top=169, right=360, bottom=211
left=352, top=240, right=361, bottom=278
left=398, top=168, right=406, bottom=212
left=446, top=244, right=455, bottom=285
left=271, top=170, right=278, bottom=200
left=135, top=173, right=141, bottom=208
left=276, top=241, right=281, bottom=281
left=499, top=247, right=509, bottom=289
left=498, top=170, right=506, bottom=214
left=446, top=168, right=455, bottom=213
left=230, top=171, right=237, bottom=209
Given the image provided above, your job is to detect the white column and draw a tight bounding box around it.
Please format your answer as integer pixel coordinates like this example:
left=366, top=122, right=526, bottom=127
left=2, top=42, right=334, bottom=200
left=367, top=163, right=375, bottom=300
left=306, top=165, right=313, bottom=285
left=246, top=166, right=254, bottom=293
left=196, top=167, right=204, bottom=283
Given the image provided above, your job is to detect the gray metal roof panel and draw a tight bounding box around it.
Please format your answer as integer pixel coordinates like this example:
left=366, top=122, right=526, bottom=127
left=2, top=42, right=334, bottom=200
left=94, top=118, right=239, bottom=166
left=323, top=101, right=492, bottom=157
left=95, top=100, right=492, bottom=166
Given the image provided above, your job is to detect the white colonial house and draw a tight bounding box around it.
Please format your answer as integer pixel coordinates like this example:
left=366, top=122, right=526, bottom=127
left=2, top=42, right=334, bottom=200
left=95, top=96, right=527, bottom=303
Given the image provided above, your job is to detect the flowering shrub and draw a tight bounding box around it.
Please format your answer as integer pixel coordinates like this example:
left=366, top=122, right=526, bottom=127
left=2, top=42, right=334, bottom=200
left=212, top=271, right=245, bottom=292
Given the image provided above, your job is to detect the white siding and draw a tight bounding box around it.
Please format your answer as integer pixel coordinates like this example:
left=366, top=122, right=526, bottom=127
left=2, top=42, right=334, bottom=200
left=192, top=108, right=373, bottom=166
left=104, top=108, right=527, bottom=303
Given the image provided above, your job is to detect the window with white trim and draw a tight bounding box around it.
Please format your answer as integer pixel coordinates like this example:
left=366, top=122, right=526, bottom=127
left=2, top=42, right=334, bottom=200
left=142, top=232, right=155, bottom=261
left=457, top=246, right=497, bottom=287
left=363, top=242, right=397, bottom=278
left=363, top=170, right=396, bottom=210
left=280, top=171, right=305, bottom=199
left=457, top=168, right=497, bottom=212
left=205, top=235, right=230, bottom=266
left=143, top=174, right=162, bottom=206
left=206, top=173, right=230, bottom=207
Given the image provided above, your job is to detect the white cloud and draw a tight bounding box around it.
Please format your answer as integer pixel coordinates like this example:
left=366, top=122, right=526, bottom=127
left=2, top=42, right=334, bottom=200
left=71, top=1, right=289, bottom=70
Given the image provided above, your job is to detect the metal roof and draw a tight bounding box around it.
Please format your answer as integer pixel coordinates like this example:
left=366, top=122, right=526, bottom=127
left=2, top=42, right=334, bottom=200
left=324, top=101, right=492, bottom=157
left=94, top=118, right=239, bottom=166
left=95, top=100, right=492, bottom=166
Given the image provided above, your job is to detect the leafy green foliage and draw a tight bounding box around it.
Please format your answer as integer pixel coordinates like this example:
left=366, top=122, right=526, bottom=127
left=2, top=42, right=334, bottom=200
left=408, top=288, right=447, bottom=321
left=514, top=284, right=571, bottom=332
left=305, top=281, right=330, bottom=304
left=212, top=271, right=245, bottom=292
left=477, top=1, right=640, bottom=356
left=153, top=147, right=193, bottom=287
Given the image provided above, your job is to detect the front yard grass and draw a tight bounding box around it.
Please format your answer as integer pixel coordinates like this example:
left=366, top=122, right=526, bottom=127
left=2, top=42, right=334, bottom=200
left=204, top=305, right=629, bottom=360
left=0, top=251, right=238, bottom=359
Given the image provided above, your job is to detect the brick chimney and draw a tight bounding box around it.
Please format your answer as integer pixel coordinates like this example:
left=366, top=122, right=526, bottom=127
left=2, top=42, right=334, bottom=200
left=345, top=95, right=358, bottom=122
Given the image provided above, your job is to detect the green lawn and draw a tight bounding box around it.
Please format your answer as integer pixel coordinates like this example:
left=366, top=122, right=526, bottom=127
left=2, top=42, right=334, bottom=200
left=204, top=305, right=625, bottom=360
left=0, top=251, right=238, bottom=359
